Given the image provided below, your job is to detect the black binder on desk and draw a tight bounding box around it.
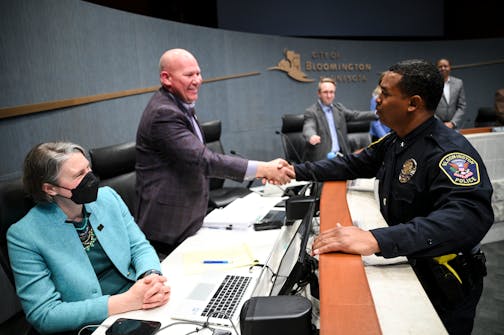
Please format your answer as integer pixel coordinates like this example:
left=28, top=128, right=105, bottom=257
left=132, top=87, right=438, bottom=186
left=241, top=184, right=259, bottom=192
left=253, top=209, right=286, bottom=231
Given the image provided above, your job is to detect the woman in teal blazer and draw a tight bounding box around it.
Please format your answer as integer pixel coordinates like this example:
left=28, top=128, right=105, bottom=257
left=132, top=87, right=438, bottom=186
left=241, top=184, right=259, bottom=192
left=7, top=142, right=171, bottom=334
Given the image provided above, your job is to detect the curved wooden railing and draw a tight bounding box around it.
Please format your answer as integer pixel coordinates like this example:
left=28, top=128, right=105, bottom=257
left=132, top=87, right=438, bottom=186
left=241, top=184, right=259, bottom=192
left=2, top=58, right=503, bottom=121
left=318, top=181, right=381, bottom=335
left=0, top=71, right=260, bottom=120
left=0, top=86, right=160, bottom=120
left=459, top=127, right=493, bottom=135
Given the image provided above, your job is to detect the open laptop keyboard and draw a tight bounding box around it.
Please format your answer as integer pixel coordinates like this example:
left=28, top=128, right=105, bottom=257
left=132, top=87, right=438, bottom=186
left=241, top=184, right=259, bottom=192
left=201, top=275, right=252, bottom=320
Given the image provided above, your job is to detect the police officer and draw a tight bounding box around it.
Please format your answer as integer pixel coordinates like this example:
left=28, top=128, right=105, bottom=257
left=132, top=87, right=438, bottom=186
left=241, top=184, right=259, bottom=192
left=284, top=59, right=494, bottom=335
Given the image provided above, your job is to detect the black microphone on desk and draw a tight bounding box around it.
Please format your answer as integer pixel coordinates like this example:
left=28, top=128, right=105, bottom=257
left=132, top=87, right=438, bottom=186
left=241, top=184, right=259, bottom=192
left=274, top=130, right=303, bottom=164
left=274, top=130, right=320, bottom=184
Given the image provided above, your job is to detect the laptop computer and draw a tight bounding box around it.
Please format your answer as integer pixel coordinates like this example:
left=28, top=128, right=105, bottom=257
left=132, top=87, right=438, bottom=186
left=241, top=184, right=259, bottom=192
left=171, top=271, right=259, bottom=328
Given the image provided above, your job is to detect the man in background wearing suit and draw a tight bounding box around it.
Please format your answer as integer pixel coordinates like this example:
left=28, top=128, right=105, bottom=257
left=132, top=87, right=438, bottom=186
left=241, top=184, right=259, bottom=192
left=135, top=48, right=291, bottom=257
left=435, top=58, right=467, bottom=129
left=303, top=77, right=377, bottom=161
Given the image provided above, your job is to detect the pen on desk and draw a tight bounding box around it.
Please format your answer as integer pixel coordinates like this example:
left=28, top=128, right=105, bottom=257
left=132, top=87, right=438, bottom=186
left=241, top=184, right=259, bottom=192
left=204, top=225, right=233, bottom=230
left=202, top=260, right=230, bottom=264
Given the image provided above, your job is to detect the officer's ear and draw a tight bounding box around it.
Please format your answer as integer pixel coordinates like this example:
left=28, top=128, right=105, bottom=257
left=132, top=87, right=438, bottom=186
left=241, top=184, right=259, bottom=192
left=407, top=95, right=422, bottom=112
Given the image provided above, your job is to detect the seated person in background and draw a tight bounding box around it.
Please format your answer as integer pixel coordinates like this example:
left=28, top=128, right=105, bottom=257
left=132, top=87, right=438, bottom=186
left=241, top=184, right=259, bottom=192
left=369, top=82, right=390, bottom=142
left=435, top=58, right=467, bottom=129
left=495, top=88, right=504, bottom=126
left=369, top=74, right=390, bottom=142
left=7, top=142, right=170, bottom=334
left=303, top=77, right=377, bottom=161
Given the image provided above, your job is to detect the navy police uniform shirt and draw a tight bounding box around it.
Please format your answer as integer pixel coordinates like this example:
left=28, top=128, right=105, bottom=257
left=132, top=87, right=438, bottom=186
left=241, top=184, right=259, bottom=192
left=294, top=117, right=494, bottom=259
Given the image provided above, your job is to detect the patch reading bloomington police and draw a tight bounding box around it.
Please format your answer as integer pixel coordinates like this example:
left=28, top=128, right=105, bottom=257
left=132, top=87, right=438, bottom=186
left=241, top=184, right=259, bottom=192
left=399, top=158, right=417, bottom=183
left=439, top=152, right=480, bottom=186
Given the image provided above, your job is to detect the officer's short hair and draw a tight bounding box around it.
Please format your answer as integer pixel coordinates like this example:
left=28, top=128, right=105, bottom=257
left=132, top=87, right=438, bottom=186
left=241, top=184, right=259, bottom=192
left=388, top=59, right=443, bottom=112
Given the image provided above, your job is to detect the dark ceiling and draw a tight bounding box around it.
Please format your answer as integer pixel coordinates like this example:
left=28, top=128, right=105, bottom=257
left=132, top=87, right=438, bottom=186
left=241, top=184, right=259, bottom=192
left=85, top=0, right=503, bottom=40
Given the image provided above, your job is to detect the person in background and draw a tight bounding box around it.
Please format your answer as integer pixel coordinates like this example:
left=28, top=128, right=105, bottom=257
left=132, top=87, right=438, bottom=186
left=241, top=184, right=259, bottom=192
left=369, top=82, right=390, bottom=142
left=284, top=60, right=493, bottom=334
left=495, top=88, right=504, bottom=126
left=435, top=58, right=467, bottom=129
left=135, top=48, right=291, bottom=257
left=302, top=77, right=377, bottom=161
left=7, top=142, right=170, bottom=334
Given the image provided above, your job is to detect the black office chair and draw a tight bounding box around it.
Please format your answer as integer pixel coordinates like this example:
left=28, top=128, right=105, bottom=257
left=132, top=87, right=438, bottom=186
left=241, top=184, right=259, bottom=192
left=89, top=141, right=137, bottom=217
left=280, top=114, right=305, bottom=164
left=346, top=120, right=372, bottom=152
left=200, top=120, right=251, bottom=210
left=0, top=178, right=34, bottom=280
left=474, top=107, right=497, bottom=127
left=0, top=177, right=37, bottom=334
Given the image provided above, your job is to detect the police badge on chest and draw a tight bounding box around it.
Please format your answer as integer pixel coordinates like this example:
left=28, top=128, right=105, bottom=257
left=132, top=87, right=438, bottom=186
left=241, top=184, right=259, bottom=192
left=399, top=158, right=417, bottom=183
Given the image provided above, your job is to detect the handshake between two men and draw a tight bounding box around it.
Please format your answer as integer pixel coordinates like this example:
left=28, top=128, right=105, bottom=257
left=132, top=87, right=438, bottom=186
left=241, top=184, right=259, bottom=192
left=255, top=158, right=382, bottom=257
left=256, top=159, right=296, bottom=185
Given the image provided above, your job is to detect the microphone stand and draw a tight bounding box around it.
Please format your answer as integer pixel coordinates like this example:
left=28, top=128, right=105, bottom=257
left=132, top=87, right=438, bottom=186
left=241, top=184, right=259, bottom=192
left=275, top=130, right=303, bottom=164
left=275, top=130, right=320, bottom=187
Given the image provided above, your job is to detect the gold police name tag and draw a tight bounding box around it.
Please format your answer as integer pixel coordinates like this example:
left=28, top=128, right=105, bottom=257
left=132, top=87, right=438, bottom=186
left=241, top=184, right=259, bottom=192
left=399, top=158, right=417, bottom=183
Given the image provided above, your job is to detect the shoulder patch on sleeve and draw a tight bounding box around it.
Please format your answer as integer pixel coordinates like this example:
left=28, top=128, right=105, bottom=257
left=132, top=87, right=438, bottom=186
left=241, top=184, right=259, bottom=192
left=439, top=152, right=480, bottom=186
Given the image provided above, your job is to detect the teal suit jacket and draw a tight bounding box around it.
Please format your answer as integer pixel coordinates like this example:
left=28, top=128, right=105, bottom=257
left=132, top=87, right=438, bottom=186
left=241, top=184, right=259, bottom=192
left=7, top=186, right=160, bottom=334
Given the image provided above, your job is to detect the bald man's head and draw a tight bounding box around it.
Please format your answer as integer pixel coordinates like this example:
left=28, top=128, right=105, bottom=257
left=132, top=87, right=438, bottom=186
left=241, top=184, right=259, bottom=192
left=159, top=49, right=202, bottom=103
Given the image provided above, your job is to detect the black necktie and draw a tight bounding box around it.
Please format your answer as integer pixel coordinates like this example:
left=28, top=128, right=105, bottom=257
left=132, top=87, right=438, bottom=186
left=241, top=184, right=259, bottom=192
left=187, top=108, right=203, bottom=142
left=188, top=107, right=196, bottom=119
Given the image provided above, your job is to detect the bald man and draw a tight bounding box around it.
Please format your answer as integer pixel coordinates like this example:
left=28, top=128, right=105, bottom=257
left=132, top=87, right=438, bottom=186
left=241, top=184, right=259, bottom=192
left=135, top=49, right=292, bottom=256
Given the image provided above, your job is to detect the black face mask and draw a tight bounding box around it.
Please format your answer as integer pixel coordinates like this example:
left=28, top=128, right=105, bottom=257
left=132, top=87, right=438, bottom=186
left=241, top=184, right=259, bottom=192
left=57, top=172, right=100, bottom=204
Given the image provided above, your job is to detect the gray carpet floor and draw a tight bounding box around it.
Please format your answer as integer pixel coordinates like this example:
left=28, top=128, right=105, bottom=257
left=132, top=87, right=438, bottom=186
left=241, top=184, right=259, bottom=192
left=473, top=240, right=504, bottom=335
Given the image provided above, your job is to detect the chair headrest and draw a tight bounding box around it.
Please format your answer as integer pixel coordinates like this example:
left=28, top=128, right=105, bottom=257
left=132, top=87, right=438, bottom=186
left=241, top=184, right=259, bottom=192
left=200, top=120, right=222, bottom=143
left=89, top=142, right=136, bottom=179
left=281, top=114, right=304, bottom=133
left=476, top=107, right=496, bottom=122
left=347, top=120, right=372, bottom=133
left=0, top=178, right=34, bottom=248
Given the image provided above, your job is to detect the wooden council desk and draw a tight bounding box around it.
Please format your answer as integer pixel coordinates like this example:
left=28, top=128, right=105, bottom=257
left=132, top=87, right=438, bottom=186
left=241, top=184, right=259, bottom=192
left=91, top=183, right=446, bottom=335
left=318, top=181, right=446, bottom=335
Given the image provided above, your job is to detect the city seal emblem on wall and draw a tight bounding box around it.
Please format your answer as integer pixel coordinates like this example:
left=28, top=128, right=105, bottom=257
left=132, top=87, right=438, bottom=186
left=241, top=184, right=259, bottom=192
left=268, top=49, right=314, bottom=83
left=439, top=152, right=480, bottom=186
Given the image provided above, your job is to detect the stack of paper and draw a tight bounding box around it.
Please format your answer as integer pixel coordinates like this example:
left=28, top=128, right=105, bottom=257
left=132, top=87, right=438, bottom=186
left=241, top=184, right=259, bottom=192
left=203, top=194, right=274, bottom=229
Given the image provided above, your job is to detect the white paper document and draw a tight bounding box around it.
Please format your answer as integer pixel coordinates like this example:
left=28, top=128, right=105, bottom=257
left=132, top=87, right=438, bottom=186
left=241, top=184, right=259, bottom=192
left=203, top=193, right=281, bottom=229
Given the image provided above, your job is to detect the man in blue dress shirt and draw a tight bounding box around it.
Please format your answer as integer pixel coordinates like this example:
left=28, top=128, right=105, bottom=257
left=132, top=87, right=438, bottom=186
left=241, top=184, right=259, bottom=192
left=302, top=77, right=377, bottom=161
